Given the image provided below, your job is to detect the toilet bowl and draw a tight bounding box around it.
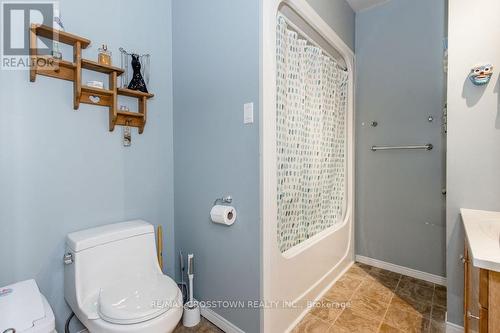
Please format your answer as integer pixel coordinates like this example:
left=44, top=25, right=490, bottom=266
left=64, top=220, right=183, bottom=333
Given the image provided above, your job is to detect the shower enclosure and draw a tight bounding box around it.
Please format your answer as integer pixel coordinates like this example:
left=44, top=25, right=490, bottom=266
left=261, top=1, right=355, bottom=331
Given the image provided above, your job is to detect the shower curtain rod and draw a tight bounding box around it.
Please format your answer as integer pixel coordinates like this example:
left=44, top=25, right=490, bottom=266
left=280, top=15, right=348, bottom=72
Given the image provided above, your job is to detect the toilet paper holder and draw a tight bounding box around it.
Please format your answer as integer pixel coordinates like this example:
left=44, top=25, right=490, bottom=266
left=214, top=195, right=233, bottom=205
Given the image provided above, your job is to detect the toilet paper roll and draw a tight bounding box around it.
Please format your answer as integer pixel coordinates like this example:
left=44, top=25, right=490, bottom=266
left=210, top=205, right=236, bottom=225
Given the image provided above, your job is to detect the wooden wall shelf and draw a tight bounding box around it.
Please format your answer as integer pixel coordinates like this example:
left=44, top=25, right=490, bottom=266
left=31, top=55, right=76, bottom=81
left=116, top=111, right=145, bottom=128
left=33, top=24, right=91, bottom=48
left=81, top=59, right=124, bottom=75
left=117, top=88, right=154, bottom=99
left=81, top=86, right=114, bottom=107
left=29, top=24, right=153, bottom=135
left=112, top=88, right=153, bottom=134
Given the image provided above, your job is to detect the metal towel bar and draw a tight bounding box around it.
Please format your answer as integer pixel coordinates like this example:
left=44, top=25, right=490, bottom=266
left=371, top=144, right=433, bottom=151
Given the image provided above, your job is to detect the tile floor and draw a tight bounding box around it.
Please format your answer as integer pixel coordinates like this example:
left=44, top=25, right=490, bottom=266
left=173, top=317, right=223, bottom=333
left=292, top=262, right=447, bottom=333
left=173, top=263, right=446, bottom=333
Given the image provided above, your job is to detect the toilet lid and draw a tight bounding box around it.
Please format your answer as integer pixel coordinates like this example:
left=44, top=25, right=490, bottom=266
left=98, top=274, right=180, bottom=325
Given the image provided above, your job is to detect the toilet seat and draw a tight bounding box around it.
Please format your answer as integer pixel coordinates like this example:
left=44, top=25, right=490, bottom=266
left=98, top=274, right=181, bottom=325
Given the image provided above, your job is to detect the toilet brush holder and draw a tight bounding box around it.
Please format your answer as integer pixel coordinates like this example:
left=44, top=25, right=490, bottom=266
left=183, top=300, right=201, bottom=327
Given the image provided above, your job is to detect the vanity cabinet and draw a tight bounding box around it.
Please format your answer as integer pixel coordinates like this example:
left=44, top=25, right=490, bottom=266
left=464, top=242, right=500, bottom=333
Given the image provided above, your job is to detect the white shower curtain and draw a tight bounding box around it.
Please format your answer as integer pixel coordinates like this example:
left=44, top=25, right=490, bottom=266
left=276, top=15, right=349, bottom=253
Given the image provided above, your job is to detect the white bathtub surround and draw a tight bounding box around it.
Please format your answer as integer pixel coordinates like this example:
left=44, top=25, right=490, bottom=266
left=261, top=0, right=355, bottom=331
left=461, top=209, right=500, bottom=272
left=355, top=255, right=447, bottom=286
left=284, top=262, right=355, bottom=333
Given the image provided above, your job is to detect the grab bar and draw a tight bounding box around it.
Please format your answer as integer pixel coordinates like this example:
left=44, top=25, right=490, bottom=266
left=371, top=144, right=433, bottom=151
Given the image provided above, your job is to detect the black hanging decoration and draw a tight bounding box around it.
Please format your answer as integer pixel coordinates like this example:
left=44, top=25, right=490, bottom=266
left=128, top=54, right=148, bottom=93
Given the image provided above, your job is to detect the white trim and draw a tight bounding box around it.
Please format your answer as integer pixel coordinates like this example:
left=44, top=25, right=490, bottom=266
left=355, top=255, right=447, bottom=286
left=200, top=307, right=245, bottom=333
left=261, top=0, right=355, bottom=332
left=446, top=321, right=464, bottom=333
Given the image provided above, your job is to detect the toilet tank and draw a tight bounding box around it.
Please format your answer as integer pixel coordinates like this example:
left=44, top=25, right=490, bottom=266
left=64, top=221, right=161, bottom=318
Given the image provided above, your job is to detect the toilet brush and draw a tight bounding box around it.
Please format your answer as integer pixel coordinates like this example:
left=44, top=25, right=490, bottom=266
left=188, top=254, right=194, bottom=304
left=183, top=253, right=200, bottom=327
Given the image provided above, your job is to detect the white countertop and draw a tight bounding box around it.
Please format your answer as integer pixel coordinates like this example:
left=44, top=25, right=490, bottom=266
left=461, top=208, right=500, bottom=272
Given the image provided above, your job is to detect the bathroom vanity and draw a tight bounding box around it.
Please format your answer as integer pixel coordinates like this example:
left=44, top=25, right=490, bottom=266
left=462, top=209, right=500, bottom=333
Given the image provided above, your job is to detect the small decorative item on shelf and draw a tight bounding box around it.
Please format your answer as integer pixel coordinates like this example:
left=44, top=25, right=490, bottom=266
left=86, top=80, right=104, bottom=89
left=98, top=44, right=112, bottom=65
left=128, top=54, right=148, bottom=93
left=119, top=48, right=150, bottom=92
left=86, top=80, right=104, bottom=104
left=469, top=64, right=493, bottom=86
left=120, top=105, right=132, bottom=147
left=52, top=8, right=64, bottom=59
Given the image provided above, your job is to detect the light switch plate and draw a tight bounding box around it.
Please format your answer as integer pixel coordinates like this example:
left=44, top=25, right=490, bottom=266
left=244, top=102, right=254, bottom=124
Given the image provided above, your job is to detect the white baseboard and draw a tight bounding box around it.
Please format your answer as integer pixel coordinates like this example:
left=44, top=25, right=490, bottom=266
left=446, top=321, right=464, bottom=333
left=355, top=255, right=447, bottom=286
left=200, top=307, right=245, bottom=333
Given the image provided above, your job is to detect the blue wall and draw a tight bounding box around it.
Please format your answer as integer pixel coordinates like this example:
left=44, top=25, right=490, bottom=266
left=172, top=0, right=260, bottom=332
left=355, top=0, right=446, bottom=276
left=171, top=1, right=354, bottom=332
left=0, top=0, right=355, bottom=332
left=0, top=0, right=173, bottom=331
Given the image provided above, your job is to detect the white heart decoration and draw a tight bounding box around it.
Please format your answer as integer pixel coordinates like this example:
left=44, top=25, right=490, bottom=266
left=89, top=95, right=100, bottom=104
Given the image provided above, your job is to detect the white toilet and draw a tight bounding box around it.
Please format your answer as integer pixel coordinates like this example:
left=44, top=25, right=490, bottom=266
left=0, top=279, right=56, bottom=333
left=64, top=220, right=183, bottom=333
